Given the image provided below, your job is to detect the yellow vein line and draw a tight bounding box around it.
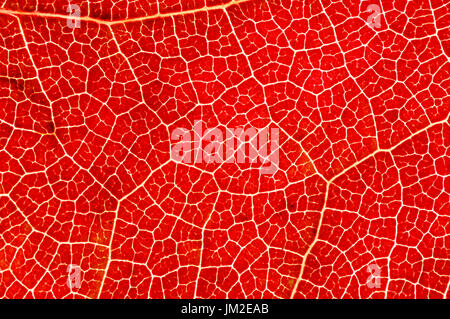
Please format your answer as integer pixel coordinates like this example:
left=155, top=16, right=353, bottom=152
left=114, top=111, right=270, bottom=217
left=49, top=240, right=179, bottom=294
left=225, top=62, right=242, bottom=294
left=0, top=0, right=249, bottom=25
left=289, top=115, right=449, bottom=299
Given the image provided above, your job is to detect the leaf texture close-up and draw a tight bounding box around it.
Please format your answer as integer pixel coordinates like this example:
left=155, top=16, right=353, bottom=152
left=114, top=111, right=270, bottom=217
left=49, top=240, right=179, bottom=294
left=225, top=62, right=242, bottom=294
left=0, top=0, right=449, bottom=299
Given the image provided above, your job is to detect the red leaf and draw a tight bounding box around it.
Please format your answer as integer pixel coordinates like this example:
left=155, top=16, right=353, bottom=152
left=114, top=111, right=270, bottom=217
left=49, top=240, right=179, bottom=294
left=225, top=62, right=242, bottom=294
left=0, top=0, right=449, bottom=299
